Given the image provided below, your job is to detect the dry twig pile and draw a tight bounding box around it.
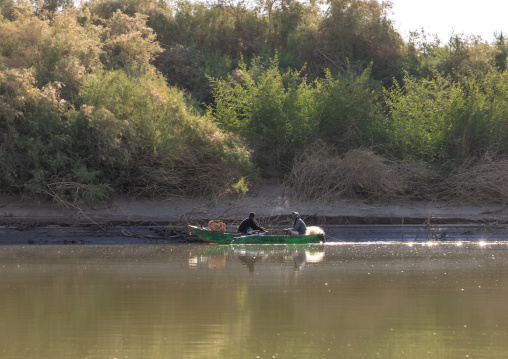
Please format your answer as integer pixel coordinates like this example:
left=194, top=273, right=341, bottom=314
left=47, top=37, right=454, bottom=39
left=283, top=143, right=433, bottom=201
left=441, top=156, right=508, bottom=203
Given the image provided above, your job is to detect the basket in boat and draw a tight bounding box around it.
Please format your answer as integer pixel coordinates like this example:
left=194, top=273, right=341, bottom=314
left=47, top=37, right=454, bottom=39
left=208, top=220, right=226, bottom=233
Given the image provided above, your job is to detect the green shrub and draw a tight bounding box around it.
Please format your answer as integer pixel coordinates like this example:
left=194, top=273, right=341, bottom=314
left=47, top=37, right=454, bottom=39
left=79, top=69, right=257, bottom=197
left=209, top=57, right=386, bottom=173
left=385, top=70, right=508, bottom=165
left=0, top=68, right=73, bottom=193
left=0, top=66, right=256, bottom=200
left=313, top=67, right=387, bottom=152
left=209, top=56, right=319, bottom=173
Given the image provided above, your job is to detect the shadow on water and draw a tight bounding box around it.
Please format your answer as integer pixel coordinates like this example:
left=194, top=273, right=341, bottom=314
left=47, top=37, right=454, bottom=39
left=325, top=223, right=508, bottom=242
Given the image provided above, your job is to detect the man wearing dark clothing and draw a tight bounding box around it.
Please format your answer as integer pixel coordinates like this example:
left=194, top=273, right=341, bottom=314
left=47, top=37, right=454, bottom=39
left=237, top=212, right=265, bottom=234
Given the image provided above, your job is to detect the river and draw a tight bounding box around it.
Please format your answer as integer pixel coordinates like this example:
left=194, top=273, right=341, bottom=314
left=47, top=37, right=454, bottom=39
left=1, top=241, right=508, bottom=358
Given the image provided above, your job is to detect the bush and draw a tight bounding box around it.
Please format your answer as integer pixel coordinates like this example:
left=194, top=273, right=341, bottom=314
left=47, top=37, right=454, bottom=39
left=100, top=10, right=162, bottom=73
left=0, top=68, right=73, bottom=194
left=209, top=56, right=319, bottom=174
left=0, top=66, right=257, bottom=201
left=210, top=57, right=387, bottom=174
left=0, top=68, right=115, bottom=202
left=79, top=69, right=257, bottom=197
left=313, top=67, right=386, bottom=152
left=386, top=69, right=508, bottom=165
left=0, top=10, right=103, bottom=99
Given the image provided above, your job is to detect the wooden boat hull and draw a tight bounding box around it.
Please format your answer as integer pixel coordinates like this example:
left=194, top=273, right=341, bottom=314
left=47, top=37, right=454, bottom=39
left=188, top=225, right=325, bottom=244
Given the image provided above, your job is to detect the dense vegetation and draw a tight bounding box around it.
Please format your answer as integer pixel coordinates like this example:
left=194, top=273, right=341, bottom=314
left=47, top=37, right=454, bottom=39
left=1, top=0, right=508, bottom=203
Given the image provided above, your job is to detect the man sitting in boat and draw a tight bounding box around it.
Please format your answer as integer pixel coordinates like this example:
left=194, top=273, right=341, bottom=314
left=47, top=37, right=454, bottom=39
left=286, top=211, right=307, bottom=236
left=237, top=212, right=266, bottom=234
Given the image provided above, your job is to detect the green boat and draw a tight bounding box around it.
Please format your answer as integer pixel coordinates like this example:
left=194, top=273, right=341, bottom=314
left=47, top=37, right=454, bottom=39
left=188, top=225, right=325, bottom=245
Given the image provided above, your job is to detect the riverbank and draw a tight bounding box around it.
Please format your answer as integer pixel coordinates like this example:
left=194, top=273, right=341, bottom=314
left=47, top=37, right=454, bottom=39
left=2, top=180, right=508, bottom=244
left=2, top=180, right=508, bottom=226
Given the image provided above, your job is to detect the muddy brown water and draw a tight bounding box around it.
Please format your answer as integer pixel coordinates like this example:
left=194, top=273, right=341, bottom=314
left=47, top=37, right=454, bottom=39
left=2, top=241, right=508, bottom=358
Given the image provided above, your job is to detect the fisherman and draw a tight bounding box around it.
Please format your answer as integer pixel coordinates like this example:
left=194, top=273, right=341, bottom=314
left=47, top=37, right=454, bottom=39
left=237, top=212, right=266, bottom=234
left=286, top=211, right=307, bottom=236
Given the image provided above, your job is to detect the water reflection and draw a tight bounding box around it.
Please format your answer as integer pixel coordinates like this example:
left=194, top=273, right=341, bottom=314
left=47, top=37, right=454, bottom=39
left=191, top=244, right=325, bottom=272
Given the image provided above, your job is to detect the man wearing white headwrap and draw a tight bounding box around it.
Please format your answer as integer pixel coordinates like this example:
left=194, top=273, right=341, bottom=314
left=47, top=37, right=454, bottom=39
left=286, top=211, right=306, bottom=236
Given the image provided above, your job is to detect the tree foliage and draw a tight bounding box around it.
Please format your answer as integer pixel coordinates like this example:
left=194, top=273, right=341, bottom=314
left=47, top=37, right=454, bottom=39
left=209, top=56, right=386, bottom=173
left=100, top=10, right=162, bottom=73
left=0, top=1, right=256, bottom=200
left=386, top=68, right=508, bottom=164
left=2, top=0, right=508, bottom=202
left=0, top=68, right=72, bottom=192
left=209, top=57, right=315, bottom=173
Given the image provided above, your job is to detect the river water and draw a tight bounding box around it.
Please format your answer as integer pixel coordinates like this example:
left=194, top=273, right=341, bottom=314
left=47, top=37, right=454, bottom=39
left=1, top=241, right=508, bottom=359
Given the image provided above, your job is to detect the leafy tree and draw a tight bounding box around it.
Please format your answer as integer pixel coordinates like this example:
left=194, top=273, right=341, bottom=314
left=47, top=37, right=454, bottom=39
left=494, top=32, right=508, bottom=71
left=397, top=30, right=441, bottom=80
left=209, top=56, right=318, bottom=172
left=292, top=0, right=403, bottom=82
left=402, top=32, right=498, bottom=82
left=83, top=0, right=145, bottom=19
left=434, top=35, right=497, bottom=80
left=385, top=72, right=501, bottom=164
left=0, top=0, right=34, bottom=21
left=154, top=45, right=211, bottom=106
left=0, top=68, right=74, bottom=193
left=0, top=9, right=103, bottom=99
left=209, top=56, right=385, bottom=172
left=101, top=10, right=162, bottom=73
left=38, top=11, right=104, bottom=97
left=313, top=67, right=386, bottom=152
left=31, top=0, right=75, bottom=14
left=79, top=69, right=256, bottom=195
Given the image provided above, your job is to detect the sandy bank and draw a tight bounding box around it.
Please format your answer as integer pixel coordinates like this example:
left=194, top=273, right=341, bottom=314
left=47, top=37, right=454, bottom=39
left=2, top=180, right=508, bottom=244
left=1, top=180, right=508, bottom=227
